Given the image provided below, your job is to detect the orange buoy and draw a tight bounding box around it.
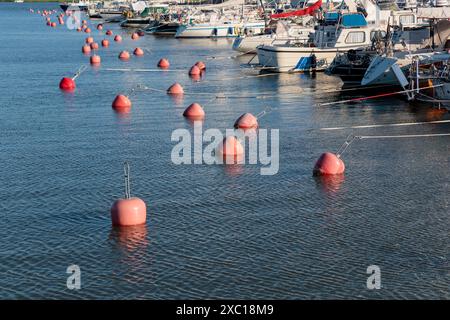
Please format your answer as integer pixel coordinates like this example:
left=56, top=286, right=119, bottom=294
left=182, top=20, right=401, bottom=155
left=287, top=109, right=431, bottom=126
left=97, top=23, right=103, bottom=30
left=76, top=27, right=82, bottom=32
left=234, top=113, right=258, bottom=129
left=85, top=36, right=94, bottom=44
left=195, top=61, right=206, bottom=70
left=216, top=136, right=244, bottom=157
left=51, top=22, right=56, bottom=27
left=189, top=65, right=201, bottom=76
left=106, top=30, right=113, bottom=36
left=46, top=21, right=51, bottom=26
left=133, top=47, right=144, bottom=56
left=101, top=39, right=109, bottom=47
left=90, top=55, right=101, bottom=65
left=167, top=83, right=184, bottom=95
left=90, top=42, right=99, bottom=50
left=110, top=162, right=146, bottom=227
left=112, top=94, right=132, bottom=112
left=119, top=51, right=130, bottom=60
left=183, top=103, right=205, bottom=119
left=85, top=27, right=91, bottom=33
left=114, top=35, right=122, bottom=42
left=157, top=58, right=170, bottom=69
left=313, top=152, right=345, bottom=176
left=46, top=17, right=51, bottom=22
left=59, top=77, right=76, bottom=91
left=82, top=19, right=87, bottom=24
left=82, top=44, right=91, bottom=54
left=131, top=32, right=139, bottom=40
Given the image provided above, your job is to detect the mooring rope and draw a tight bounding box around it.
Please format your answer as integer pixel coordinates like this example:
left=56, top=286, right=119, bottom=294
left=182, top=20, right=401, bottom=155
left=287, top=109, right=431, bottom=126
left=320, top=120, right=450, bottom=131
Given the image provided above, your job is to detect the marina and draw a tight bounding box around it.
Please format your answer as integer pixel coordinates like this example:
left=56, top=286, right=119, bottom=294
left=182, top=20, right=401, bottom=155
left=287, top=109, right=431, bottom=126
left=0, top=0, right=449, bottom=300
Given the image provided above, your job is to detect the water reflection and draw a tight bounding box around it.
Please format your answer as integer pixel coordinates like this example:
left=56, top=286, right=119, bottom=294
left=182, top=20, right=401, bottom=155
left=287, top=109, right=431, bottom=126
left=314, top=174, right=345, bottom=195
left=109, top=224, right=149, bottom=252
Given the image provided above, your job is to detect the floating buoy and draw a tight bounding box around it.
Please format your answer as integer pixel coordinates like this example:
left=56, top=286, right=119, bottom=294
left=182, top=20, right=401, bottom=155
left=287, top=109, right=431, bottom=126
left=85, top=27, right=91, bottom=33
left=167, top=83, right=184, bottom=95
left=195, top=61, right=206, bottom=70
left=133, top=47, right=144, bottom=56
left=101, top=39, right=109, bottom=47
left=110, top=162, right=147, bottom=227
left=114, top=35, right=122, bottom=42
left=82, top=19, right=87, bottom=24
left=46, top=17, right=51, bottom=22
left=112, top=94, right=132, bottom=112
left=216, top=136, right=244, bottom=158
left=137, top=30, right=145, bottom=36
left=58, top=18, right=64, bottom=25
left=51, top=22, right=56, bottom=27
left=106, top=30, right=113, bottom=36
left=85, top=36, right=94, bottom=44
left=131, top=32, right=139, bottom=40
left=59, top=77, right=76, bottom=91
left=119, top=51, right=130, bottom=60
left=76, top=27, right=82, bottom=32
left=90, top=42, right=99, bottom=50
left=189, top=65, right=201, bottom=76
left=46, top=21, right=51, bottom=26
left=183, top=103, right=205, bottom=119
left=234, top=113, right=258, bottom=129
left=97, top=23, right=103, bottom=31
left=90, top=55, right=101, bottom=65
left=313, top=152, right=345, bottom=176
left=157, top=58, right=169, bottom=69
left=82, top=44, right=91, bottom=54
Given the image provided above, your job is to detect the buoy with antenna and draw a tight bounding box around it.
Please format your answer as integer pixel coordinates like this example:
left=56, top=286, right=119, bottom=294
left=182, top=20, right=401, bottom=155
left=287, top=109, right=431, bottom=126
left=59, top=65, right=87, bottom=92
left=111, top=162, right=147, bottom=227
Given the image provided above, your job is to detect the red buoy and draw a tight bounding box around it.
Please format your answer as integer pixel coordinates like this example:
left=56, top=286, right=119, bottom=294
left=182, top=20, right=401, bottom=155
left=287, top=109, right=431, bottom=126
left=114, top=35, right=122, bottom=42
left=85, top=37, right=94, bottom=44
left=90, top=55, right=101, bottom=65
left=195, top=61, right=206, bottom=70
left=111, top=197, right=147, bottom=227
left=133, top=47, right=144, bottom=56
left=157, top=58, right=170, bottom=69
left=216, top=136, right=244, bottom=158
left=118, top=51, right=130, bottom=60
left=106, top=30, right=113, bottom=36
left=59, top=77, right=76, bottom=91
left=183, top=103, right=205, bottom=119
left=131, top=32, right=139, bottom=40
left=90, top=42, right=99, bottom=50
left=234, top=113, right=258, bottom=129
left=82, top=45, right=91, bottom=54
left=189, top=65, right=201, bottom=76
left=167, top=83, right=184, bottom=95
left=101, top=39, right=109, bottom=47
left=97, top=23, right=103, bottom=31
left=85, top=27, right=91, bottom=33
left=313, top=153, right=345, bottom=176
left=46, top=21, right=51, bottom=26
left=51, top=22, right=56, bottom=27
left=76, top=27, right=82, bottom=32
left=112, top=94, right=132, bottom=112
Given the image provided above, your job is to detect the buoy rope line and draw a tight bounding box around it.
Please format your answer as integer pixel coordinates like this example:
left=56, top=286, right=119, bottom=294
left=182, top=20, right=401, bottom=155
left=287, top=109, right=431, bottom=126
left=319, top=83, right=401, bottom=94
left=123, top=161, right=131, bottom=199
left=320, top=120, right=450, bottom=131
left=336, top=133, right=450, bottom=157
left=72, top=65, right=87, bottom=80
left=317, top=84, right=445, bottom=107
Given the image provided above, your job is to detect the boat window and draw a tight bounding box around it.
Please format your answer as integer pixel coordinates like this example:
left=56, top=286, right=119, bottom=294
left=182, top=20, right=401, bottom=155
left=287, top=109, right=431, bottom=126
left=399, top=15, right=415, bottom=25
left=345, top=31, right=366, bottom=44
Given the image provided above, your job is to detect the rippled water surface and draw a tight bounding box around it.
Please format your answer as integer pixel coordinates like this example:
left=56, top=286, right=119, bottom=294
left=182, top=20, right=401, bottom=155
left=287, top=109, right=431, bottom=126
left=0, top=3, right=449, bottom=299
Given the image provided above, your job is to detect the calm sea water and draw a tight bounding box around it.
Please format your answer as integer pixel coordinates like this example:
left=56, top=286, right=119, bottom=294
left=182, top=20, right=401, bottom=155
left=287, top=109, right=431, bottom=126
left=0, top=3, right=448, bottom=299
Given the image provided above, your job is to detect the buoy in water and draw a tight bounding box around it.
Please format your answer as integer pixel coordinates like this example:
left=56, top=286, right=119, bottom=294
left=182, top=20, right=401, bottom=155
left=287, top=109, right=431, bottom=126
left=106, top=30, right=113, bottom=36
left=76, top=27, right=82, bottom=32
left=195, top=61, right=206, bottom=70
left=101, top=39, right=109, bottom=47
left=59, top=77, right=76, bottom=91
left=90, top=54, right=101, bottom=65
left=90, top=42, right=99, bottom=50
left=119, top=51, right=130, bottom=60
left=114, top=35, right=122, bottom=42
left=183, top=103, right=205, bottom=119
left=137, top=30, right=145, bottom=36
left=157, top=58, right=170, bottom=69
left=189, top=65, right=201, bottom=76
left=46, top=21, right=51, bottom=26
left=110, top=162, right=146, bottom=227
left=82, top=45, right=91, bottom=54
left=131, top=32, right=139, bottom=40
left=216, top=136, right=244, bottom=158
left=234, top=113, right=258, bottom=129
left=51, top=22, right=56, bottom=27
left=167, top=83, right=184, bottom=95
left=97, top=23, right=103, bottom=31
left=313, top=152, right=345, bottom=176
left=85, top=27, right=91, bottom=33
left=133, top=47, right=144, bottom=56
left=85, top=36, right=94, bottom=44
left=112, top=94, right=132, bottom=112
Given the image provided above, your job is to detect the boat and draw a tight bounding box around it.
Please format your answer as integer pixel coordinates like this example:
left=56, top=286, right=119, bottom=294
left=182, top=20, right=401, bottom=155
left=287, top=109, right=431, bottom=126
left=175, top=21, right=266, bottom=38
left=60, top=1, right=89, bottom=12
left=146, top=21, right=181, bottom=36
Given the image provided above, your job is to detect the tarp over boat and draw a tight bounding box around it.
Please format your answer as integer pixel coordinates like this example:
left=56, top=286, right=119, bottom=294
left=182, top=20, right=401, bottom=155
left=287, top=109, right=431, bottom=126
left=270, top=0, right=322, bottom=19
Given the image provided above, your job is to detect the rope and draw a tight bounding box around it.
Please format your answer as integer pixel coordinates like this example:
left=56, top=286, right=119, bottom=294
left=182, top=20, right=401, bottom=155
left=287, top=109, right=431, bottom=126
left=123, top=161, right=131, bottom=199
left=320, top=120, right=450, bottom=131
left=72, top=65, right=87, bottom=80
